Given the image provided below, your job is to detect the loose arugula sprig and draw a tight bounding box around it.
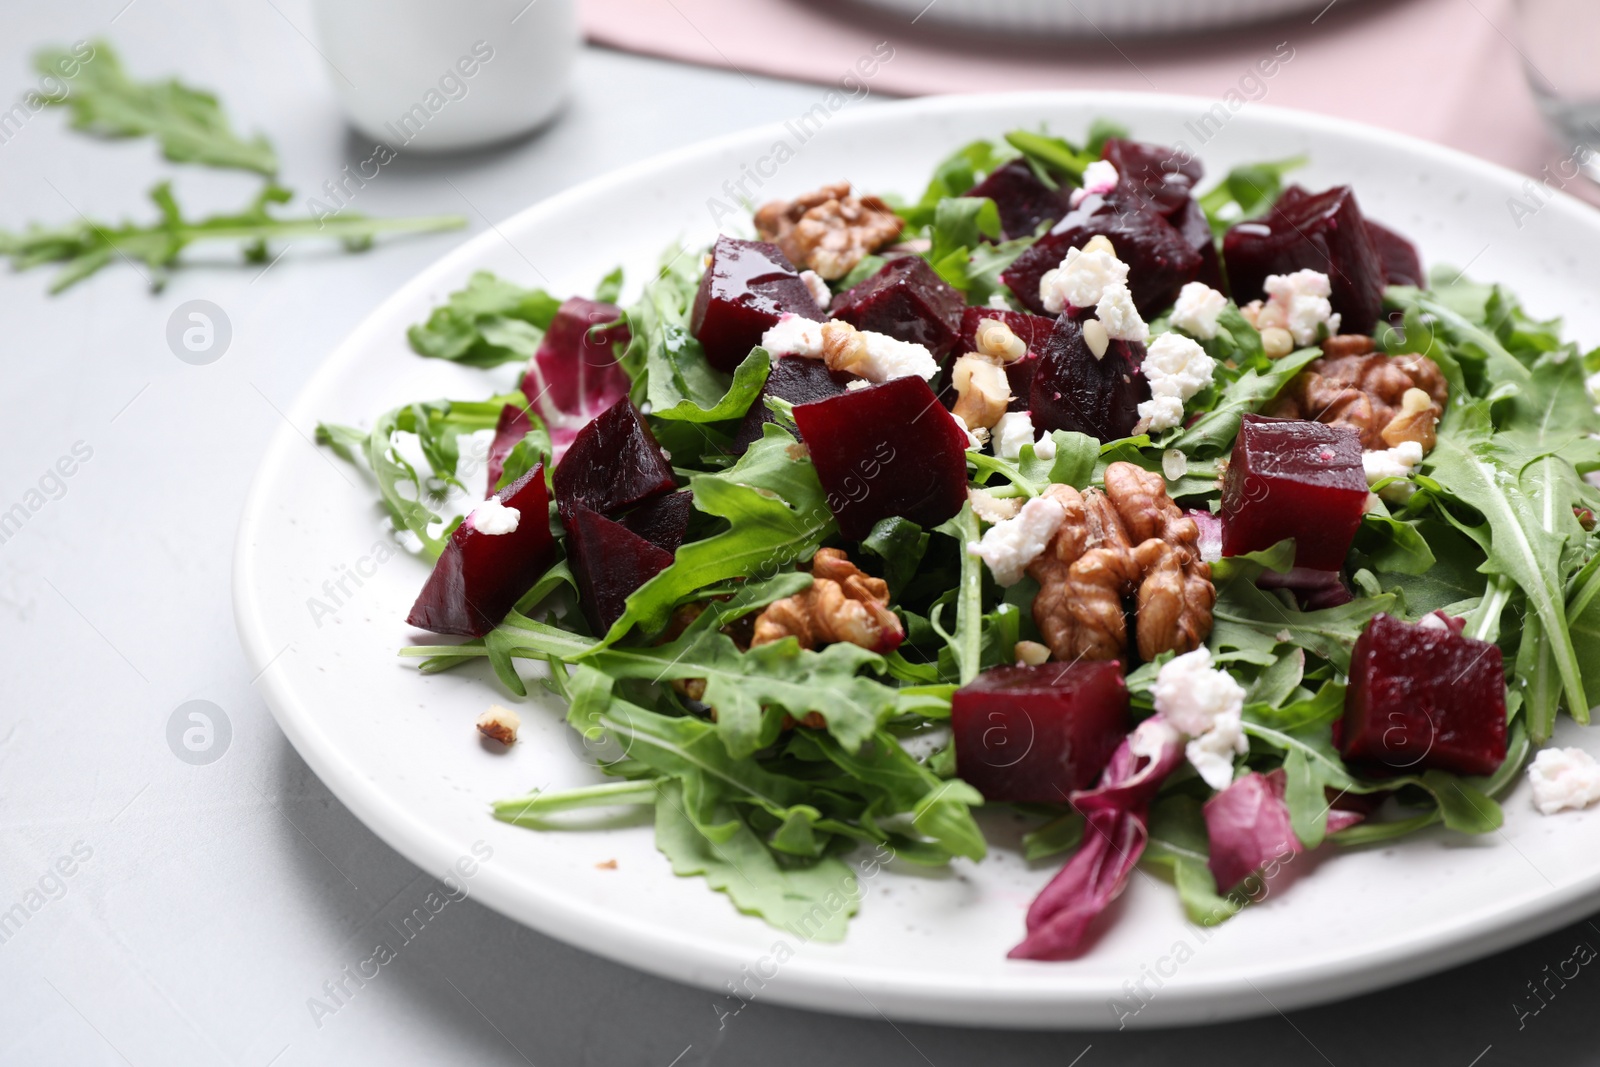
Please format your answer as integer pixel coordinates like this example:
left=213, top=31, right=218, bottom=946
left=4, top=41, right=466, bottom=292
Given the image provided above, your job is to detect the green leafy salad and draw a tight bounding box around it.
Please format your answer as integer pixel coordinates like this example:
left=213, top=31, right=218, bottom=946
left=317, top=120, right=1600, bottom=958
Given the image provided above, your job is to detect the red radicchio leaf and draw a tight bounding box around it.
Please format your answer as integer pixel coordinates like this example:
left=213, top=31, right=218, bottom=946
left=1255, top=566, right=1354, bottom=610
left=1204, top=769, right=1365, bottom=894
left=1185, top=508, right=1222, bottom=564
left=1009, top=717, right=1185, bottom=961
left=518, top=296, right=631, bottom=464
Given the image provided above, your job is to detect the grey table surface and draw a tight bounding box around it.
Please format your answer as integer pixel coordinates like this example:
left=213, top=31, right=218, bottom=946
left=2, top=0, right=1597, bottom=1063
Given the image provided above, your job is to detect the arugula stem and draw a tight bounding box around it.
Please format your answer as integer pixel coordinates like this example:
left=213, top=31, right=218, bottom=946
left=947, top=504, right=983, bottom=685
left=493, top=779, right=660, bottom=823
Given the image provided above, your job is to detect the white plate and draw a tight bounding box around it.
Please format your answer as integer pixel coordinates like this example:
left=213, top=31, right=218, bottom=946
left=234, top=92, right=1600, bottom=1029
left=847, top=0, right=1332, bottom=37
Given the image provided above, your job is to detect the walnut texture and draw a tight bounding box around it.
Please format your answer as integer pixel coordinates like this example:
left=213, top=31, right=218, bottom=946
left=1026, top=463, right=1215, bottom=663
left=1266, top=349, right=1448, bottom=451
left=752, top=548, right=904, bottom=653
left=753, top=182, right=904, bottom=280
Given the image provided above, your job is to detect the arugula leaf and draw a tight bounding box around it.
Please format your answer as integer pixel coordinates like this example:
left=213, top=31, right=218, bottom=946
left=932, top=505, right=983, bottom=685
left=1, top=180, right=464, bottom=293
left=1197, top=157, right=1307, bottom=236
left=1165, top=346, right=1322, bottom=456
left=1210, top=547, right=1394, bottom=671
left=968, top=431, right=1098, bottom=496
left=924, top=197, right=1002, bottom=290
left=1142, top=796, right=1242, bottom=926
left=36, top=40, right=277, bottom=174
left=1003, top=129, right=1092, bottom=182
left=1022, top=811, right=1084, bottom=861
left=896, top=139, right=1014, bottom=230
left=407, top=271, right=562, bottom=367
left=860, top=517, right=930, bottom=598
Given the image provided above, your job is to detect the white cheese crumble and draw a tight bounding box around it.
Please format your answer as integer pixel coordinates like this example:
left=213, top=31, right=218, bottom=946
left=968, top=487, right=1022, bottom=524
left=987, top=292, right=1013, bottom=311
left=845, top=378, right=870, bottom=391
left=1137, top=332, right=1216, bottom=433
left=1033, top=431, right=1056, bottom=460
left=1528, top=747, right=1600, bottom=815
left=1261, top=270, right=1341, bottom=347
left=1095, top=283, right=1148, bottom=343
left=469, top=497, right=521, bottom=535
left=799, top=270, right=832, bottom=311
left=951, top=413, right=987, bottom=450
left=1039, top=244, right=1130, bottom=314
left=760, top=314, right=824, bottom=357
left=974, top=495, right=1066, bottom=586
left=993, top=411, right=1036, bottom=460
left=1069, top=160, right=1120, bottom=207
left=1362, top=440, right=1425, bottom=486
left=1170, top=282, right=1229, bottom=340
left=1152, top=647, right=1248, bottom=791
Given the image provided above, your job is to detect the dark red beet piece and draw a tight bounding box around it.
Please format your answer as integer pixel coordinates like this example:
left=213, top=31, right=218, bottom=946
left=1221, top=185, right=1386, bottom=335
left=830, top=256, right=965, bottom=360
left=792, top=376, right=969, bottom=540
left=955, top=307, right=1056, bottom=411
left=563, top=503, right=675, bottom=634
left=517, top=297, right=631, bottom=464
left=730, top=357, right=861, bottom=454
left=1001, top=197, right=1201, bottom=318
left=1173, top=197, right=1226, bottom=292
left=1220, top=414, right=1367, bottom=571
left=1029, top=313, right=1150, bottom=443
left=485, top=403, right=531, bottom=496
left=617, top=489, right=693, bottom=554
left=952, top=662, right=1130, bottom=804
left=690, top=236, right=824, bottom=374
left=1367, top=219, right=1425, bottom=288
left=406, top=465, right=556, bottom=637
left=1101, top=138, right=1203, bottom=219
left=966, top=159, right=1070, bottom=240
left=1339, top=613, right=1507, bottom=776
left=553, top=399, right=676, bottom=519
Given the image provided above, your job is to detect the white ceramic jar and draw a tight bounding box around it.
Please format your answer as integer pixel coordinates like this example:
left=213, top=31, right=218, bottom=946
left=310, top=0, right=577, bottom=152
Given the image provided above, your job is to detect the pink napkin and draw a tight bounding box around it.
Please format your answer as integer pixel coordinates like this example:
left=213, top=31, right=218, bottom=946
left=582, top=0, right=1560, bottom=178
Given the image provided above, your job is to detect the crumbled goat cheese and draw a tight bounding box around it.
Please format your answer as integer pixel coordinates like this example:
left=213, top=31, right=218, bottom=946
left=1069, top=160, right=1120, bottom=207
left=760, top=314, right=824, bottom=357
left=1417, top=612, right=1452, bottom=631
left=974, top=495, right=1067, bottom=586
left=758, top=315, right=937, bottom=382
left=969, top=487, right=1023, bottom=524
left=799, top=270, right=832, bottom=311
left=987, top=292, right=1013, bottom=310
left=951, top=413, right=987, bottom=450
left=1261, top=270, right=1341, bottom=346
left=846, top=378, right=870, bottom=391
left=1039, top=244, right=1130, bottom=314
left=1095, top=283, right=1148, bottom=343
left=993, top=411, right=1036, bottom=460
left=1032, top=431, right=1056, bottom=460
left=1528, top=747, right=1600, bottom=815
left=1171, top=282, right=1229, bottom=340
left=1137, top=332, right=1216, bottom=433
left=1153, top=648, right=1248, bottom=790
left=469, top=497, right=521, bottom=535
left=1363, top=440, right=1425, bottom=486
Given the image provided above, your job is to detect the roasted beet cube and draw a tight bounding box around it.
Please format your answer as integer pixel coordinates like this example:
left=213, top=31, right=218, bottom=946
left=406, top=465, right=556, bottom=637
left=691, top=236, right=824, bottom=374
left=1222, top=185, right=1385, bottom=335
left=966, top=159, right=1070, bottom=240
left=1220, top=414, right=1367, bottom=570
left=1173, top=197, right=1226, bottom=292
left=1029, top=313, right=1149, bottom=443
left=485, top=403, right=531, bottom=496
left=617, top=489, right=693, bottom=554
left=730, top=356, right=861, bottom=454
left=830, top=256, right=965, bottom=360
left=1367, top=219, right=1425, bottom=288
left=1001, top=197, right=1201, bottom=318
left=951, top=662, right=1131, bottom=803
left=1339, top=614, right=1507, bottom=776
left=563, top=503, right=676, bottom=634
left=1101, top=138, right=1203, bottom=219
left=553, top=399, right=676, bottom=519
left=955, top=307, right=1055, bottom=411
left=792, top=375, right=969, bottom=540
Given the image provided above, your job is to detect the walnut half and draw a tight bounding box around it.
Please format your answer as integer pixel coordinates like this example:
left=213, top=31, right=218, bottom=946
left=752, top=548, right=904, bottom=653
left=754, top=182, right=904, bottom=280
left=1026, top=463, right=1215, bottom=663
left=1267, top=347, right=1448, bottom=451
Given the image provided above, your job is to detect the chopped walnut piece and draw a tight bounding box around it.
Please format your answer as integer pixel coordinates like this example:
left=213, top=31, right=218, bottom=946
left=1026, top=463, right=1215, bottom=663
left=1381, top=387, right=1439, bottom=451
left=950, top=353, right=1012, bottom=431
left=1319, top=334, right=1376, bottom=359
left=476, top=705, right=520, bottom=745
left=820, top=320, right=870, bottom=375
left=752, top=548, right=904, bottom=653
left=753, top=182, right=904, bottom=280
left=1014, top=640, right=1051, bottom=666
left=1266, top=350, right=1448, bottom=451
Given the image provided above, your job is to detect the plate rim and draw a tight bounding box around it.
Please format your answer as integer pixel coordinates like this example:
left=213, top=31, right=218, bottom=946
left=234, top=89, right=1600, bottom=1029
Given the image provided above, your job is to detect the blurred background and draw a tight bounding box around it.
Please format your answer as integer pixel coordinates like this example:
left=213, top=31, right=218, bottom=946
left=3, top=0, right=1598, bottom=1063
